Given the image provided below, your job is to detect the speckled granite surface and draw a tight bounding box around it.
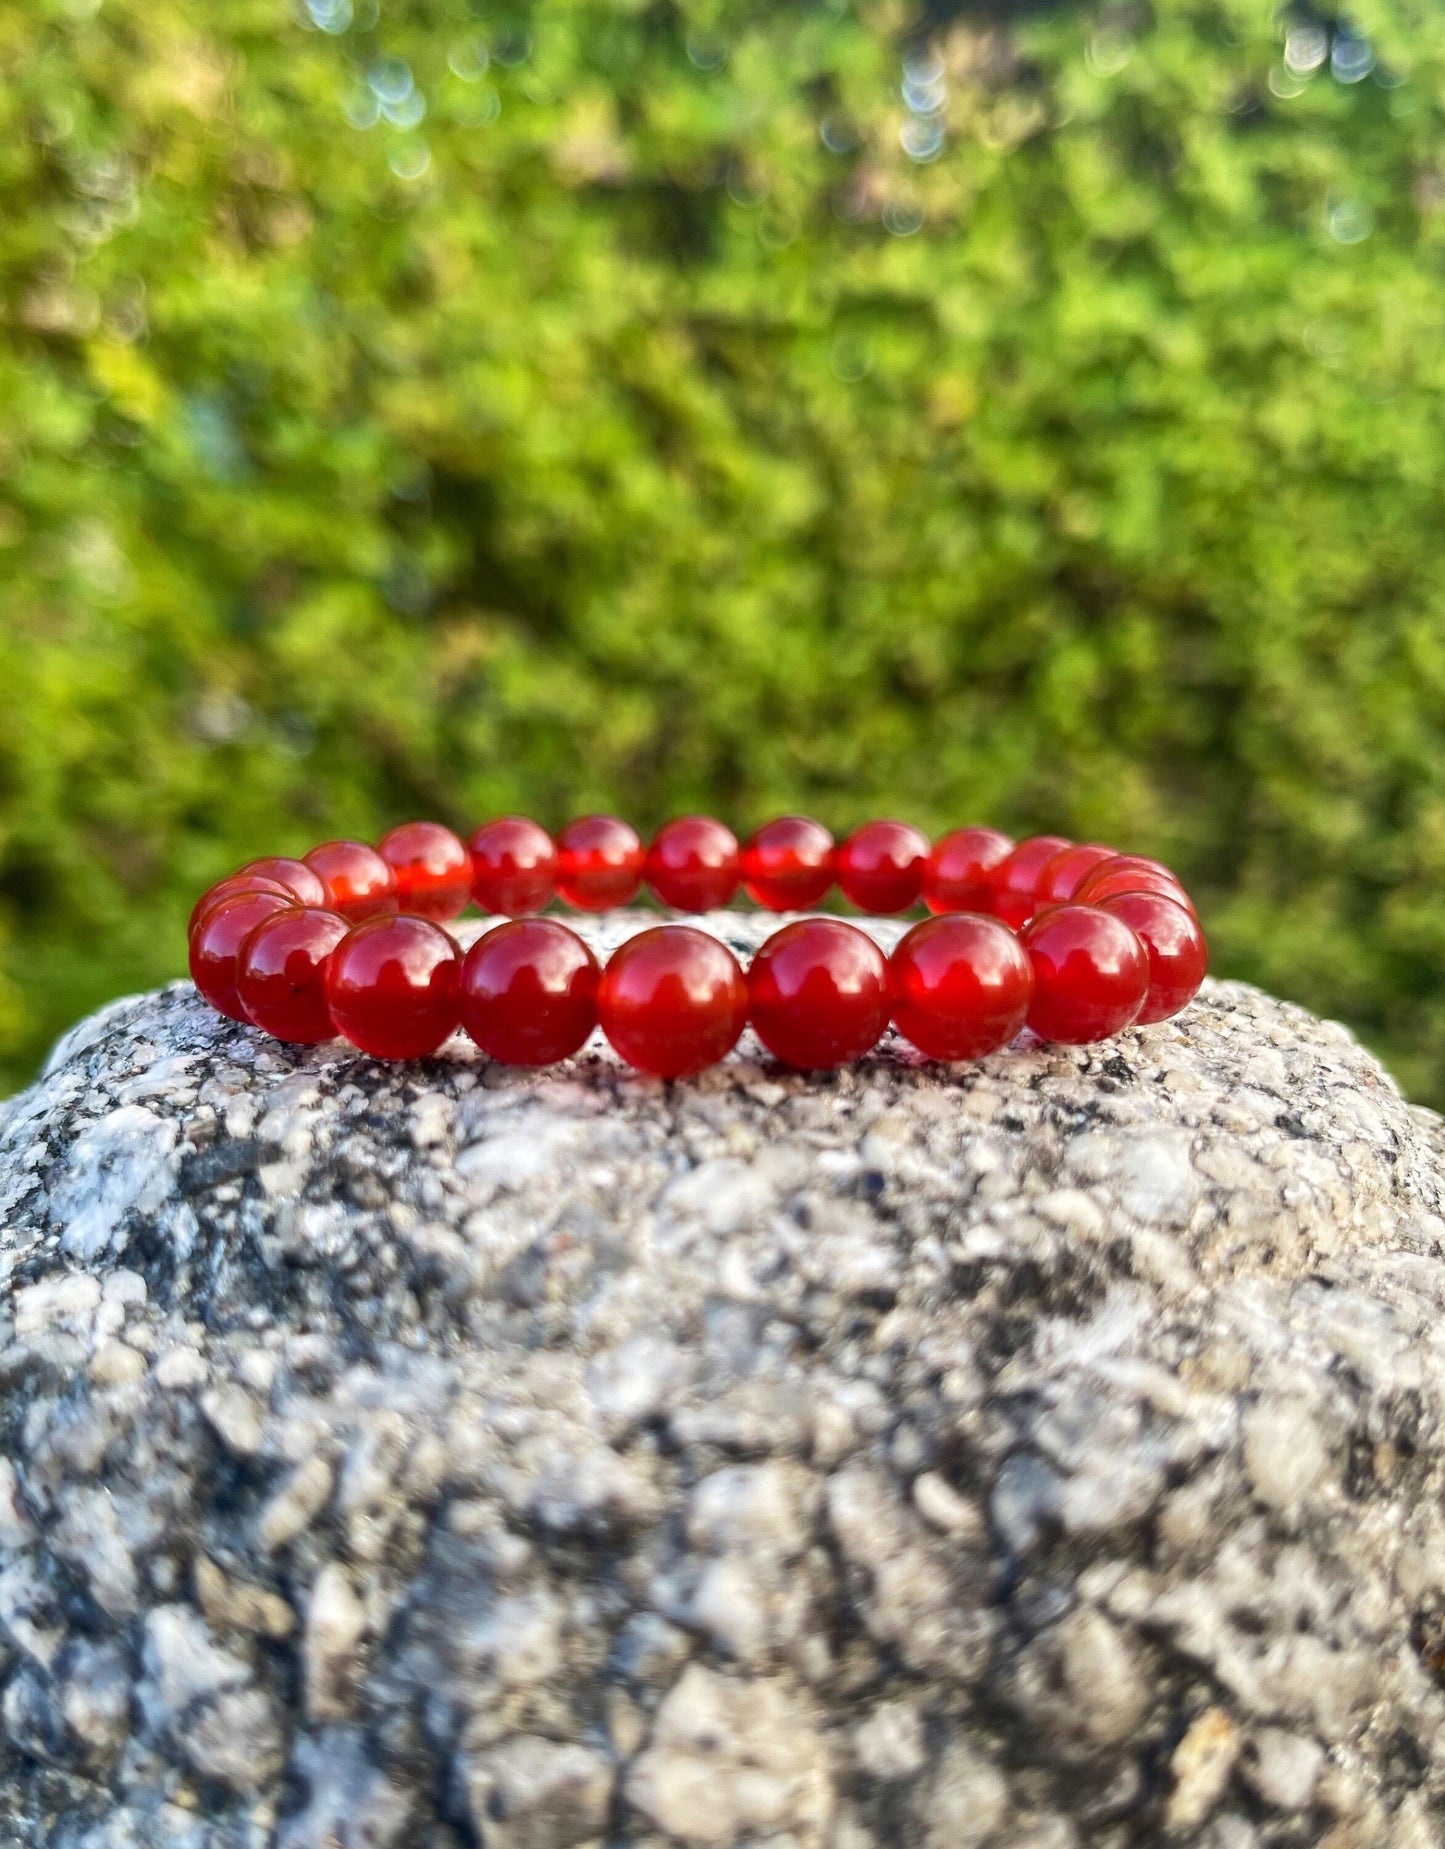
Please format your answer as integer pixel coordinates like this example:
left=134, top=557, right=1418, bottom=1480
left=3, top=912, right=1445, bottom=1847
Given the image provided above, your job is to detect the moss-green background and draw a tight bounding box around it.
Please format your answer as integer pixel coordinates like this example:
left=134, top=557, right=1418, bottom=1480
left=4, top=0, right=1445, bottom=1098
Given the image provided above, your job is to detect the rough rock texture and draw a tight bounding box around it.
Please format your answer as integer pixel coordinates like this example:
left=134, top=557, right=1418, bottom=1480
left=4, top=910, right=1445, bottom=1848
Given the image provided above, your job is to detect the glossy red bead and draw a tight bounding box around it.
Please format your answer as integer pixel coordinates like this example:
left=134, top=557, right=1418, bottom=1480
left=237, top=907, right=350, bottom=1043
left=189, top=874, right=294, bottom=939
left=1034, top=843, right=1117, bottom=907
left=1100, top=892, right=1208, bottom=1024
left=304, top=840, right=399, bottom=922
left=740, top=816, right=835, bottom=911
left=460, top=919, right=600, bottom=1066
left=922, top=827, right=1014, bottom=915
left=469, top=817, right=558, bottom=915
left=237, top=857, right=329, bottom=908
left=555, top=815, right=645, bottom=911
left=836, top=821, right=931, bottom=914
left=1074, top=855, right=1196, bottom=915
left=645, top=816, right=742, bottom=912
left=189, top=890, right=294, bottom=1022
left=747, top=918, right=890, bottom=1069
left=1019, top=904, right=1150, bottom=1045
left=987, top=834, right=1074, bottom=929
left=889, top=915, right=1034, bottom=1060
left=325, top=915, right=461, bottom=1059
left=597, top=926, right=747, bottom=1077
left=378, top=821, right=473, bottom=921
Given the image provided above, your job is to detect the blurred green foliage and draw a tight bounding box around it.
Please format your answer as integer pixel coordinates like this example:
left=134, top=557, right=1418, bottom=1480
left=3, top=0, right=1445, bottom=1095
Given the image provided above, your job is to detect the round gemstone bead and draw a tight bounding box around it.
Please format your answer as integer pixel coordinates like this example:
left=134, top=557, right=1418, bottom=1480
left=1034, top=843, right=1117, bottom=907
left=189, top=890, right=294, bottom=1022
left=555, top=815, right=645, bottom=911
left=325, top=916, right=462, bottom=1059
left=1074, top=855, right=1196, bottom=915
left=645, top=816, right=742, bottom=912
left=304, top=841, right=399, bottom=922
left=460, top=919, right=600, bottom=1066
left=835, top=821, right=930, bottom=914
left=747, top=918, right=890, bottom=1069
left=469, top=817, right=558, bottom=916
left=378, top=821, right=473, bottom=921
left=740, top=816, right=835, bottom=911
left=922, top=827, right=1014, bottom=915
left=1099, top=891, right=1208, bottom=1024
left=1019, top=904, right=1150, bottom=1044
left=987, top=834, right=1074, bottom=929
left=237, top=857, right=329, bottom=908
left=236, top=907, right=350, bottom=1043
left=189, top=874, right=294, bottom=939
left=889, top=915, right=1034, bottom=1060
left=597, top=926, right=748, bottom=1077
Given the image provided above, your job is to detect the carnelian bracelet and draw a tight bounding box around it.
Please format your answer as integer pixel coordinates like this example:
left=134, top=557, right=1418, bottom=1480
left=187, top=815, right=1207, bottom=1077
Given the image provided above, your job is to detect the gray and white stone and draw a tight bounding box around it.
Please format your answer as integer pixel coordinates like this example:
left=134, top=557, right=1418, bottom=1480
left=2, top=910, right=1445, bottom=1845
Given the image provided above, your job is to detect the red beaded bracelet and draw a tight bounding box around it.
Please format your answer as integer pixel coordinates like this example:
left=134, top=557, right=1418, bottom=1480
left=187, top=815, right=1207, bottom=1076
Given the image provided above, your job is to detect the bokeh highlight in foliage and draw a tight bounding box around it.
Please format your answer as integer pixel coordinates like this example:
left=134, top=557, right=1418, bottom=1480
left=3, top=0, right=1445, bottom=1097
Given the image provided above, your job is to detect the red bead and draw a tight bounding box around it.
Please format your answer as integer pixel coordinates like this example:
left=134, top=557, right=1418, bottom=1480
left=922, top=827, right=1014, bottom=915
left=1099, top=892, right=1208, bottom=1024
left=189, top=890, right=293, bottom=1022
left=1074, top=855, right=1196, bottom=915
left=469, top=817, right=558, bottom=915
left=189, top=875, right=294, bottom=940
left=987, top=835, right=1074, bottom=929
left=460, top=919, right=600, bottom=1066
left=747, top=918, right=890, bottom=1069
left=645, top=816, right=742, bottom=912
left=1034, top=843, right=1117, bottom=906
left=597, top=925, right=747, bottom=1077
left=304, top=840, right=399, bottom=921
left=889, top=915, right=1034, bottom=1060
left=378, top=821, right=473, bottom=921
left=835, top=821, right=931, bottom=914
left=740, top=816, right=835, bottom=911
left=325, top=915, right=461, bottom=1059
left=237, top=857, right=329, bottom=908
left=1019, top=904, right=1149, bottom=1044
left=555, top=815, right=645, bottom=911
left=237, top=907, right=350, bottom=1043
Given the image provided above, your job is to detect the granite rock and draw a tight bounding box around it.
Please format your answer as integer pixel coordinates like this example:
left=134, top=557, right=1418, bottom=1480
left=2, top=910, right=1445, bottom=1846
